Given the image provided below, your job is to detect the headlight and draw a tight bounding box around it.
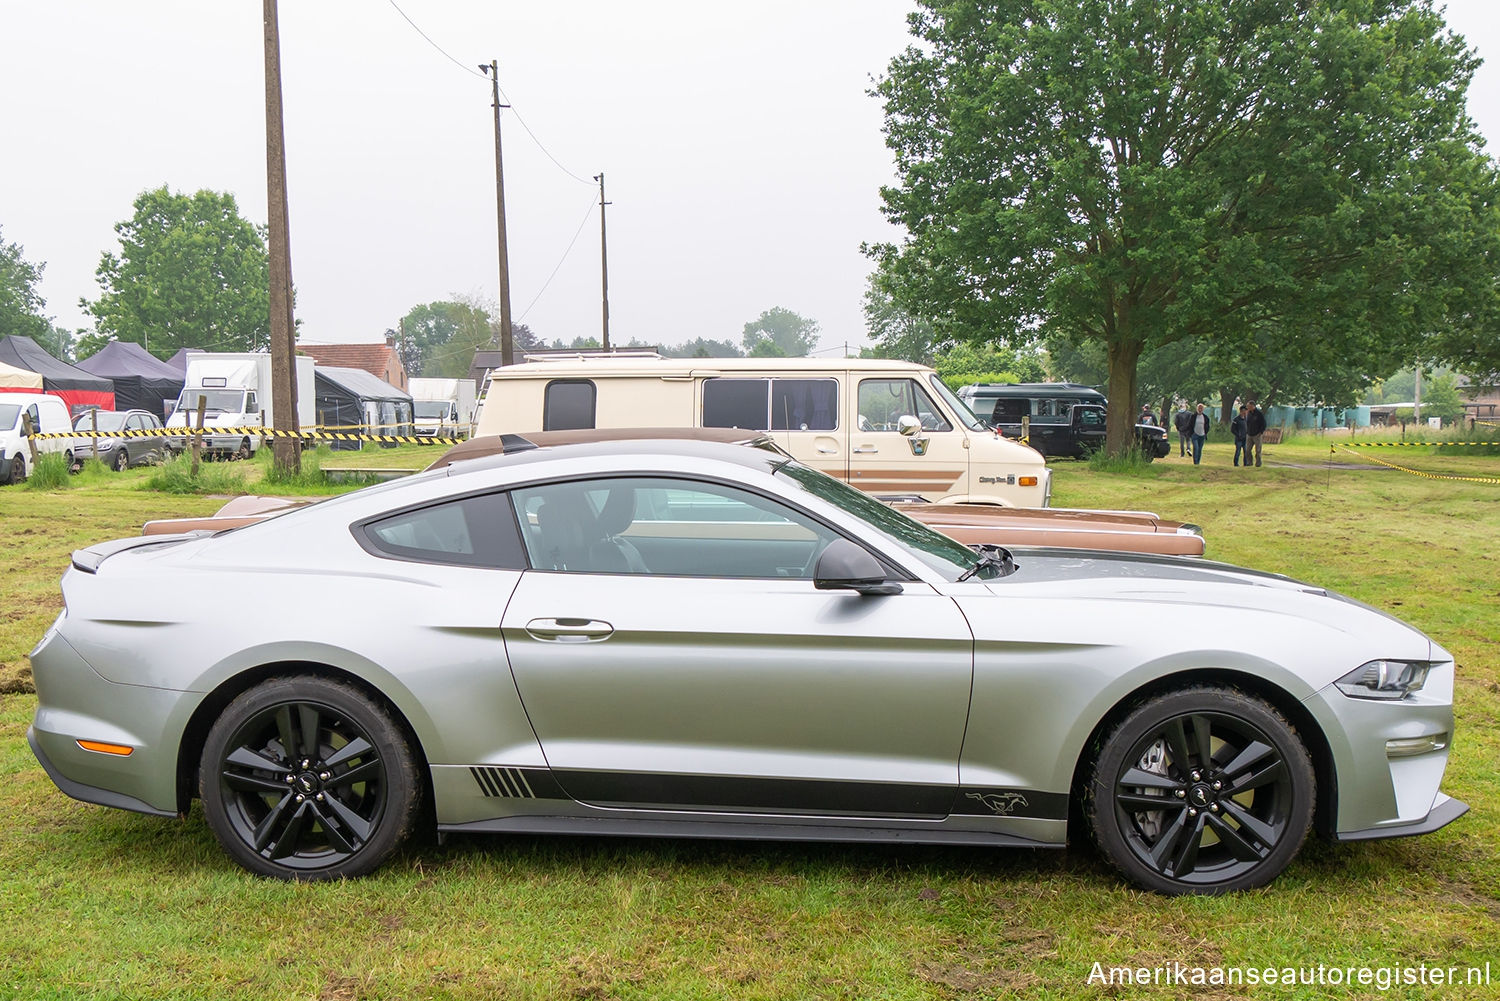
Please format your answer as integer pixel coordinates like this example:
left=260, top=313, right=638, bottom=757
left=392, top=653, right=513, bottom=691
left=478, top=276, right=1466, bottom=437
left=1335, top=659, right=1431, bottom=701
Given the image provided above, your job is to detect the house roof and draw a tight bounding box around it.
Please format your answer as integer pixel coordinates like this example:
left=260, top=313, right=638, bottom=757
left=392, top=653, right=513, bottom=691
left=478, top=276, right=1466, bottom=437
left=296, top=343, right=402, bottom=379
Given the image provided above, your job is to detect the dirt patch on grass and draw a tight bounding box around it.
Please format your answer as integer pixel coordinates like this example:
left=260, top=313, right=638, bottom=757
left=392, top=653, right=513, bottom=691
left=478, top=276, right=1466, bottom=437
left=0, top=660, right=34, bottom=695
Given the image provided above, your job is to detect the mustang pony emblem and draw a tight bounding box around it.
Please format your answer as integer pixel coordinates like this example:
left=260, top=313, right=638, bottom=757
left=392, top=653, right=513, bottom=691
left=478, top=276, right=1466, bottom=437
left=966, top=791, right=1028, bottom=815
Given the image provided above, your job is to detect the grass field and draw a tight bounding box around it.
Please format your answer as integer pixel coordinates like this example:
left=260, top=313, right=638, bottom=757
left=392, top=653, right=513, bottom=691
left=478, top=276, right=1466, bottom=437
left=1, top=432, right=1496, bottom=999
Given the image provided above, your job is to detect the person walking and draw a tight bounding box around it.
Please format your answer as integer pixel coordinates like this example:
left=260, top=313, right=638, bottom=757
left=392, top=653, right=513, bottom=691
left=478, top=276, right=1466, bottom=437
left=1246, top=402, right=1267, bottom=468
left=1231, top=404, right=1249, bottom=466
left=1173, top=404, right=1193, bottom=457
left=1190, top=403, right=1210, bottom=465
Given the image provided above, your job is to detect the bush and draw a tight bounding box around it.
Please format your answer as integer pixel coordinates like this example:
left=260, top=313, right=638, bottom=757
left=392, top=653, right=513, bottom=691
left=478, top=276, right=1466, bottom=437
left=1086, top=445, right=1161, bottom=476
left=144, top=453, right=247, bottom=495
left=24, top=452, right=75, bottom=490
left=261, top=446, right=328, bottom=488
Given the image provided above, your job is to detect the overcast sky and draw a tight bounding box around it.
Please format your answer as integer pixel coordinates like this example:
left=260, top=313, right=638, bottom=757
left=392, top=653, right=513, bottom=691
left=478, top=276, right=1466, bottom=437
left=3, top=1, right=1497, bottom=358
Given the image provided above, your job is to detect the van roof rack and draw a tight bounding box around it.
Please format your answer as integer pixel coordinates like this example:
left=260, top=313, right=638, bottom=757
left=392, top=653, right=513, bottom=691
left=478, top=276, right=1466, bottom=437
left=519, top=348, right=664, bottom=363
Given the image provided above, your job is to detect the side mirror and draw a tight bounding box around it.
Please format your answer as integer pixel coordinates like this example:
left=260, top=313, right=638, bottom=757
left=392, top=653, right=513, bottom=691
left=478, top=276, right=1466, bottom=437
left=897, top=415, right=922, bottom=437
left=813, top=538, right=903, bottom=596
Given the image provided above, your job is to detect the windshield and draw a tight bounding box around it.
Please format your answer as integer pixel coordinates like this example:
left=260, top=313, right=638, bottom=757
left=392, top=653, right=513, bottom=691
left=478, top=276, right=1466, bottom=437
left=177, top=389, right=246, bottom=413
left=927, top=375, right=989, bottom=431
left=0, top=404, right=19, bottom=430
left=74, top=411, right=127, bottom=432
left=414, top=401, right=451, bottom=419
left=775, top=460, right=998, bottom=580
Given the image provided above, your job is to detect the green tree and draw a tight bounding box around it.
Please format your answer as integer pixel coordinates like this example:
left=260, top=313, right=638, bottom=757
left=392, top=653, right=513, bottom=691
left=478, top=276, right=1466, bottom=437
left=0, top=227, right=53, bottom=345
left=82, top=188, right=273, bottom=358
left=870, top=0, right=1498, bottom=454
left=399, top=297, right=538, bottom=378
left=933, top=341, right=1047, bottom=391
left=863, top=280, right=938, bottom=365
left=741, top=307, right=820, bottom=357
left=661, top=337, right=743, bottom=358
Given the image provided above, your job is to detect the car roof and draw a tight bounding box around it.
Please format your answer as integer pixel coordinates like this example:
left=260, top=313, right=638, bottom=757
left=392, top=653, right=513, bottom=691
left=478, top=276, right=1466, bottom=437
left=433, top=435, right=788, bottom=479
left=426, top=427, right=779, bottom=471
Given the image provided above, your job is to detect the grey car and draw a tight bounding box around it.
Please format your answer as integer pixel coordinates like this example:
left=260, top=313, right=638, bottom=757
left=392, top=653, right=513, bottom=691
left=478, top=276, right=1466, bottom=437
left=69, top=409, right=175, bottom=470
left=27, top=440, right=1465, bottom=894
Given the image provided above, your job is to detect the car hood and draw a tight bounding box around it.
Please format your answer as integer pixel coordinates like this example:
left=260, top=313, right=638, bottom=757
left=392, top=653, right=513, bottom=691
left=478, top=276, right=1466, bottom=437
left=981, top=548, right=1433, bottom=659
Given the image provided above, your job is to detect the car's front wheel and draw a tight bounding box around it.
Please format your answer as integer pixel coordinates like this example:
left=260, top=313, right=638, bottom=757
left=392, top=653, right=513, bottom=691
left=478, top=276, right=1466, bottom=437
left=1086, top=686, right=1314, bottom=895
left=200, top=676, right=421, bottom=880
left=112, top=449, right=129, bottom=472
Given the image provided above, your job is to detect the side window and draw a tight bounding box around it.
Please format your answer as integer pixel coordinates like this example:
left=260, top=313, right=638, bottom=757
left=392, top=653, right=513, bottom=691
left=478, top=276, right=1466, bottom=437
left=1078, top=407, right=1105, bottom=428
left=126, top=415, right=144, bottom=431
left=769, top=379, right=837, bottom=431
left=511, top=477, right=841, bottom=578
left=702, top=378, right=768, bottom=429
left=857, top=379, right=952, bottom=432
left=24, top=404, right=40, bottom=431
left=543, top=380, right=596, bottom=431
left=359, top=493, right=527, bottom=569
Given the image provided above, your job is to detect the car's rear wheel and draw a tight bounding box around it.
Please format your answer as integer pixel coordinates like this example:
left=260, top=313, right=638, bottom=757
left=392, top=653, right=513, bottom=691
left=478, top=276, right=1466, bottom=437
left=1086, top=686, right=1314, bottom=895
left=200, top=676, right=421, bottom=880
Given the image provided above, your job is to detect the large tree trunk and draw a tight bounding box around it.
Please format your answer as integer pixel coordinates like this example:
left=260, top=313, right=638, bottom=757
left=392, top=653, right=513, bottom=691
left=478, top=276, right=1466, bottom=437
left=1218, top=387, right=1237, bottom=427
left=1105, top=340, right=1144, bottom=457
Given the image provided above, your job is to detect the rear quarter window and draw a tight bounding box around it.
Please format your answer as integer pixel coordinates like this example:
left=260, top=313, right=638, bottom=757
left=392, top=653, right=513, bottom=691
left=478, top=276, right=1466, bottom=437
left=358, top=493, right=528, bottom=569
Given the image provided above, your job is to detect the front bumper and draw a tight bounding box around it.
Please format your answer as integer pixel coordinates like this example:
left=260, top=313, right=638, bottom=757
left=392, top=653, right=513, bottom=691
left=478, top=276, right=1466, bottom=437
left=1302, top=663, right=1468, bottom=841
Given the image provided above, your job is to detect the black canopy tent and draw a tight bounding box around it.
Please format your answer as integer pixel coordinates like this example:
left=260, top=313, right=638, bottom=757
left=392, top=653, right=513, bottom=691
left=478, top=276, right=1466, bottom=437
left=76, top=341, right=185, bottom=418
left=313, top=366, right=414, bottom=450
left=0, top=335, right=115, bottom=414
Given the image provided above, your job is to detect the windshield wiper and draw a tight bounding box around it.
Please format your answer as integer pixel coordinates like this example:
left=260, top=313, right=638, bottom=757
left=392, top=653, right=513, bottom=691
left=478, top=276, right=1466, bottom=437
left=957, top=543, right=1017, bottom=581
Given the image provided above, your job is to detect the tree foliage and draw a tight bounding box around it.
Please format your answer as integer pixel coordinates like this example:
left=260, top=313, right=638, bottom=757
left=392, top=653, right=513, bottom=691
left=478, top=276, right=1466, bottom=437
left=742, top=307, right=820, bottom=358
left=82, top=188, right=274, bottom=359
left=870, top=0, right=1499, bottom=454
left=399, top=296, right=539, bottom=378
left=0, top=226, right=53, bottom=345
left=662, top=337, right=743, bottom=358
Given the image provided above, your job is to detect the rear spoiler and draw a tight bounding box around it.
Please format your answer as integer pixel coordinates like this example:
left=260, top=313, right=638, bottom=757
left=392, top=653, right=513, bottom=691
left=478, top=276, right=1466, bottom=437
left=71, top=534, right=200, bottom=574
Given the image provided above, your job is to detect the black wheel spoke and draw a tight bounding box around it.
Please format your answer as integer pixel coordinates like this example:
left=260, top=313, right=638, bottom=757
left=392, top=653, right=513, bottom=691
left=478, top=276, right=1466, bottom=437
left=275, top=706, right=299, bottom=762
left=1190, top=715, right=1213, bottom=772
left=1170, top=813, right=1206, bottom=876
left=1163, top=719, right=1193, bottom=777
left=1206, top=812, right=1267, bottom=862
left=1225, top=758, right=1286, bottom=797
left=1221, top=740, right=1276, bottom=784
left=269, top=802, right=312, bottom=860
left=1147, top=811, right=1191, bottom=872
left=223, top=769, right=293, bottom=796
left=310, top=803, right=357, bottom=855
left=1118, top=767, right=1182, bottom=793
left=1220, top=799, right=1279, bottom=850
left=322, top=793, right=373, bottom=844
left=298, top=705, right=322, bottom=763
left=251, top=792, right=296, bottom=852
left=329, top=759, right=380, bottom=788
left=1116, top=791, right=1186, bottom=812
left=324, top=736, right=373, bottom=770
left=224, top=745, right=289, bottom=775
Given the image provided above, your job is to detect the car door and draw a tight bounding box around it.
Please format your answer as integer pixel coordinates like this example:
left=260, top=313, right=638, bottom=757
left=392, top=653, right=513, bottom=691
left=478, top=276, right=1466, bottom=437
left=849, top=377, right=968, bottom=500
left=499, top=475, right=975, bottom=818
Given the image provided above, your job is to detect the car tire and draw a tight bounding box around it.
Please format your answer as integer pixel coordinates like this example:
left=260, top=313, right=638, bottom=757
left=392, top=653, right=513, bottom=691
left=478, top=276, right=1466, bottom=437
left=236, top=438, right=252, bottom=461
left=4, top=454, right=23, bottom=485
left=200, top=676, right=422, bottom=880
left=1085, top=686, right=1314, bottom=895
left=113, top=449, right=129, bottom=472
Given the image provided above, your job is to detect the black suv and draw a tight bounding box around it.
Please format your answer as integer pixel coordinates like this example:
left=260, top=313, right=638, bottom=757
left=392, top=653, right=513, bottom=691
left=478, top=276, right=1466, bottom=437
left=957, top=383, right=1171, bottom=460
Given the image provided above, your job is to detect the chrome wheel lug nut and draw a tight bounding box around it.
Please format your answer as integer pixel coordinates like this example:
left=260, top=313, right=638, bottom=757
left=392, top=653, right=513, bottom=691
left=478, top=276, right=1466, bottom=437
left=319, top=772, right=331, bottom=781
left=285, top=774, right=295, bottom=784
left=1175, top=789, right=1186, bottom=798
left=1191, top=771, right=1201, bottom=781
left=1212, top=780, right=1222, bottom=790
left=295, top=794, right=305, bottom=803
left=1188, top=808, right=1198, bottom=817
left=1210, top=803, right=1219, bottom=812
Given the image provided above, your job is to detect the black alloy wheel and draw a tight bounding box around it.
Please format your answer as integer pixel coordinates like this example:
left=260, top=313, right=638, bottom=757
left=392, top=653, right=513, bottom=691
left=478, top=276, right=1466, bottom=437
left=1086, top=687, right=1314, bottom=895
left=200, top=677, right=421, bottom=880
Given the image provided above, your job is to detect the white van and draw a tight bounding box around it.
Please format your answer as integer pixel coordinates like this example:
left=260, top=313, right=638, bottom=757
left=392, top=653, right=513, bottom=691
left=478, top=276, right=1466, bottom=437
left=475, top=356, right=1050, bottom=506
left=0, top=392, right=75, bottom=484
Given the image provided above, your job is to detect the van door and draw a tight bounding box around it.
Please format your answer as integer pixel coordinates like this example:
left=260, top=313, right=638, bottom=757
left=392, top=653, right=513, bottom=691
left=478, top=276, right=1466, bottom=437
left=849, top=376, right=968, bottom=501
left=700, top=376, right=844, bottom=480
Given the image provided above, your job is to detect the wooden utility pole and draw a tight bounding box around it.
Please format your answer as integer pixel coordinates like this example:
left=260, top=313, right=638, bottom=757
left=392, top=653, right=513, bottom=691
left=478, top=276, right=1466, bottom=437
left=481, top=61, right=515, bottom=367
left=595, top=171, right=610, bottom=350
left=264, top=0, right=300, bottom=472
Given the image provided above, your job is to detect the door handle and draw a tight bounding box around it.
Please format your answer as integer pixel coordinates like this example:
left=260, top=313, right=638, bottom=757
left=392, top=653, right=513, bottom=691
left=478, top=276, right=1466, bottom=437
left=524, top=617, right=614, bottom=642
left=853, top=445, right=878, bottom=454
left=816, top=445, right=838, bottom=454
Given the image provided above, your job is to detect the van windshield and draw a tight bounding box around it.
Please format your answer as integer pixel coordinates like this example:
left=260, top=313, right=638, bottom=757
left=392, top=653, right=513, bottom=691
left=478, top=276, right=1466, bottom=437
left=177, top=389, right=246, bottom=414
left=0, top=404, right=20, bottom=430
left=414, top=401, right=451, bottom=419
left=927, top=375, right=989, bottom=431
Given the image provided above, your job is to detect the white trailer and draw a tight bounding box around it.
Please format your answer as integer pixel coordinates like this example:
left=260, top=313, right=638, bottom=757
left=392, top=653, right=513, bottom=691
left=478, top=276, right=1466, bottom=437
left=166, top=352, right=315, bottom=457
left=409, top=377, right=476, bottom=438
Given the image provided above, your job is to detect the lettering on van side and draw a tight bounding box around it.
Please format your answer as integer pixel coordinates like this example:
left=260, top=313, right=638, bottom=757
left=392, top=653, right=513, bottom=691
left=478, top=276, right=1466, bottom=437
left=978, top=475, right=1017, bottom=485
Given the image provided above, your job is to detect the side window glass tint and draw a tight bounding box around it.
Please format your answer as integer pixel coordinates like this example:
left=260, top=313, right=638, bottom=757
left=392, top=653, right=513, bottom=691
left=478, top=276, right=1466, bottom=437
left=769, top=379, right=837, bottom=431
left=362, top=494, right=526, bottom=569
left=511, top=477, right=840, bottom=578
left=543, top=380, right=596, bottom=431
left=702, top=378, right=768, bottom=429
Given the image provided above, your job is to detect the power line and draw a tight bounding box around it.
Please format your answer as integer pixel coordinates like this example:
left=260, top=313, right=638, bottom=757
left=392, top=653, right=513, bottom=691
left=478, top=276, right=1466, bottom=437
left=518, top=194, right=599, bottom=321
left=384, top=0, right=593, bottom=185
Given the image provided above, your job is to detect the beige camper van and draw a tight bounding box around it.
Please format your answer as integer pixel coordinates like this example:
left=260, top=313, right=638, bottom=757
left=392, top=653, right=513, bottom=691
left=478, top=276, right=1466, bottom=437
left=474, top=356, right=1051, bottom=507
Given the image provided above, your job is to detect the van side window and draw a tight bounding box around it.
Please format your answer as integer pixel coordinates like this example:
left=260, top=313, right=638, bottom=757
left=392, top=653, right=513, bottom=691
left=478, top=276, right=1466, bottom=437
left=769, top=379, right=836, bottom=431
left=857, top=380, right=952, bottom=433
left=702, top=378, right=768, bottom=429
left=543, top=380, right=596, bottom=431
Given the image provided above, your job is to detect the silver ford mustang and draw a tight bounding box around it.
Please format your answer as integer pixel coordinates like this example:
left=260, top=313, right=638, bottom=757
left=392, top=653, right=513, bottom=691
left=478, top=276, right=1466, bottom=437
left=28, top=439, right=1466, bottom=894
